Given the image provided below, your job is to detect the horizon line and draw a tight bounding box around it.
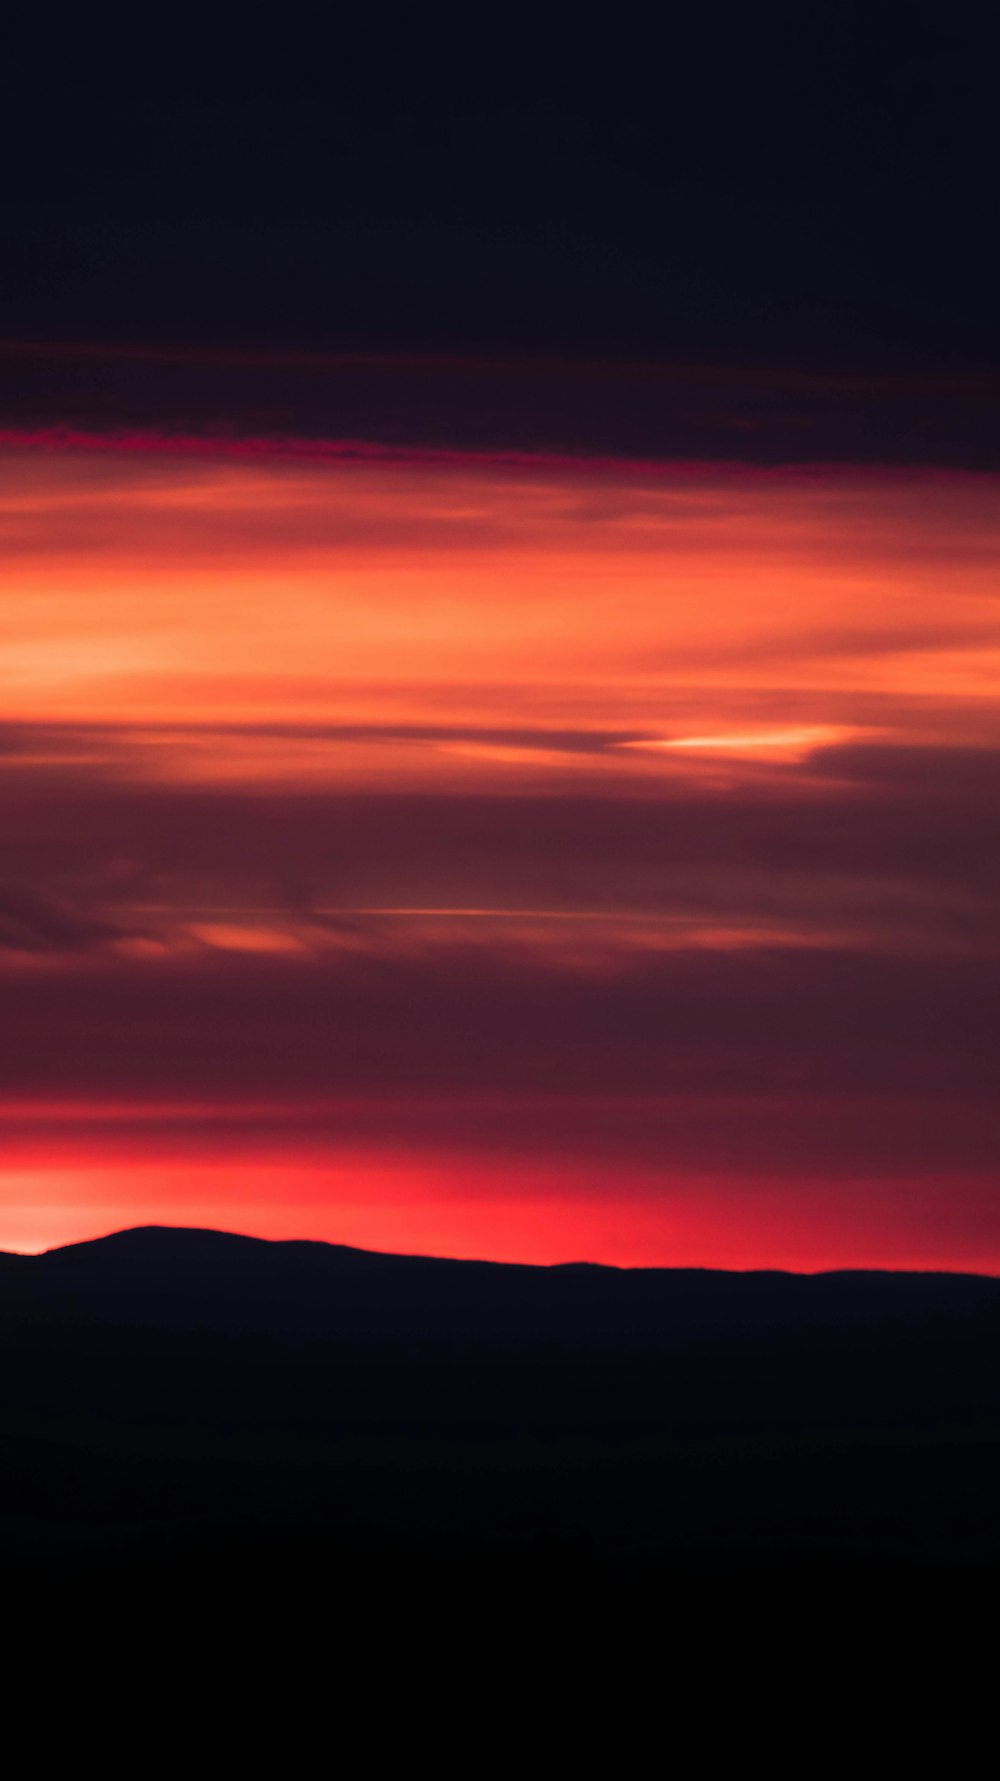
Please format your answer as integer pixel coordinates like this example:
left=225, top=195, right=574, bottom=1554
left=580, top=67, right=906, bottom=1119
left=6, top=1221, right=1000, bottom=1281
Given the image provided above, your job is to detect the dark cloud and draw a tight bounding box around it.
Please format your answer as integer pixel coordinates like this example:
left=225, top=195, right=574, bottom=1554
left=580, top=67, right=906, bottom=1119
left=3, top=740, right=998, bottom=927
left=0, top=720, right=637, bottom=771
left=1, top=937, right=998, bottom=1209
left=0, top=882, right=128, bottom=954
left=1, top=1084, right=997, bottom=1199
left=807, top=744, right=1000, bottom=798
left=1, top=942, right=996, bottom=1104
left=2, top=725, right=997, bottom=1212
left=3, top=348, right=999, bottom=469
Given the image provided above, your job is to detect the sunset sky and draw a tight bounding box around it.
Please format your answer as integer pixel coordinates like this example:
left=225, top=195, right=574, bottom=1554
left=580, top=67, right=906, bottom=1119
left=2, top=11, right=998, bottom=1268
left=3, top=384, right=998, bottom=1266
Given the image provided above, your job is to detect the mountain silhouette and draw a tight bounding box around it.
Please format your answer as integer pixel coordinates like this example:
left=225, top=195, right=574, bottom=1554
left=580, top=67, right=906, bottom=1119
left=4, top=1224, right=1000, bottom=1667
left=9, top=1223, right=1000, bottom=1338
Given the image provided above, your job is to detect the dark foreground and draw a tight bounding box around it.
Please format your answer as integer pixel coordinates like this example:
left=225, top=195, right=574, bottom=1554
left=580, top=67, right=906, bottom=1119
left=4, top=1226, right=1000, bottom=1708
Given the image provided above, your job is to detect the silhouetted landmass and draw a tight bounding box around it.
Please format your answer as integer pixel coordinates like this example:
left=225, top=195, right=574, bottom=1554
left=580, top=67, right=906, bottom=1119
left=4, top=1223, right=1000, bottom=1602
left=8, top=1221, right=1000, bottom=1337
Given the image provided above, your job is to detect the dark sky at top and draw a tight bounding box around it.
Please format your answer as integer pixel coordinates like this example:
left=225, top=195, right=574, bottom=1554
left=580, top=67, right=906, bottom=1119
left=2, top=6, right=997, bottom=368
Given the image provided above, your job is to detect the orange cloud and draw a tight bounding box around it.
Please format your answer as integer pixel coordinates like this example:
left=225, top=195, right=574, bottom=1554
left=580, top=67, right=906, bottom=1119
left=2, top=445, right=997, bottom=753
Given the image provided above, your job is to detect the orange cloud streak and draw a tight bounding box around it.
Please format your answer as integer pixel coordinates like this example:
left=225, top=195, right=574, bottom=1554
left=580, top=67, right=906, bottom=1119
left=2, top=446, right=998, bottom=748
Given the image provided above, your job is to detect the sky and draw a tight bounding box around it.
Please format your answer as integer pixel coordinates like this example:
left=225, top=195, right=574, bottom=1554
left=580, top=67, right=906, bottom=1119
left=1, top=15, right=997, bottom=1265
left=3, top=12, right=998, bottom=366
left=2, top=410, right=998, bottom=1265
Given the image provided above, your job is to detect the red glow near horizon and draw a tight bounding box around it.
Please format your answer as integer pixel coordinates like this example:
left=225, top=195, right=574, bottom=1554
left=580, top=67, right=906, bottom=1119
left=5, top=1149, right=1000, bottom=1275
left=2, top=435, right=999, bottom=1267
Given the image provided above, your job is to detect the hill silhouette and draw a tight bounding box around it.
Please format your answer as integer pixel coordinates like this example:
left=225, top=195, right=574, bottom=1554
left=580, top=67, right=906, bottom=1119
left=7, top=1222, right=1000, bottom=1339
left=4, top=1224, right=1000, bottom=1659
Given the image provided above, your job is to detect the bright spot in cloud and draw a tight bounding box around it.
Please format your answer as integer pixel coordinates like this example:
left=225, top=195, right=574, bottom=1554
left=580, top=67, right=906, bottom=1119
left=620, top=724, right=855, bottom=761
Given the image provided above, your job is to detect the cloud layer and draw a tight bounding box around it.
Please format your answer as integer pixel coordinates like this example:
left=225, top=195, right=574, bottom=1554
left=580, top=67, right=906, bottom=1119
left=1, top=440, right=997, bottom=1263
